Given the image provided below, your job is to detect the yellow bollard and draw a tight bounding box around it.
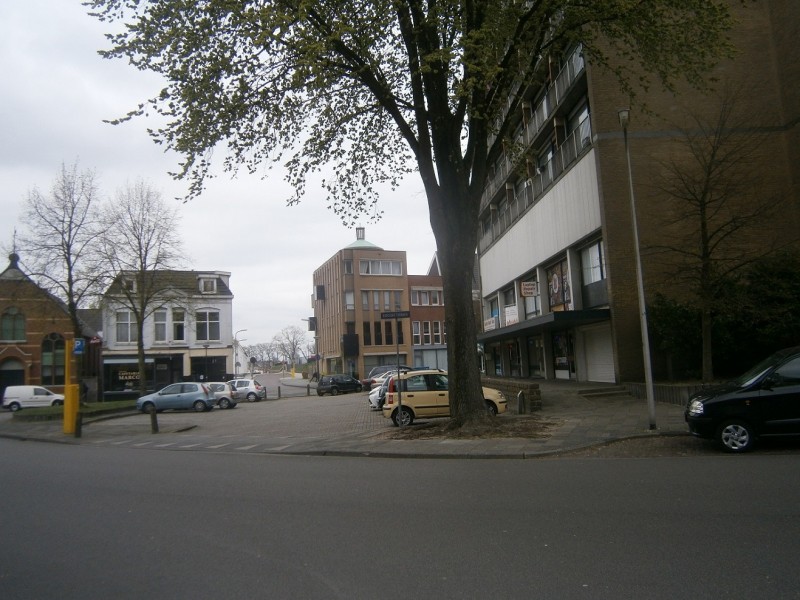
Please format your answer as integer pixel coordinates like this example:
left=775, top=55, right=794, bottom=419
left=63, top=384, right=80, bottom=435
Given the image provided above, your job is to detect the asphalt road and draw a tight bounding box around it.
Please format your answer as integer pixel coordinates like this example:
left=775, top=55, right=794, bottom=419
left=2, top=438, right=799, bottom=599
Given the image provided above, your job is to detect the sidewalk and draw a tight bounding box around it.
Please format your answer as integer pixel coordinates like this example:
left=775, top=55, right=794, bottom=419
left=0, top=379, right=689, bottom=458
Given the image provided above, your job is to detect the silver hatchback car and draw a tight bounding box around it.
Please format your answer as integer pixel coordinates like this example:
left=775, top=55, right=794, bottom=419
left=228, top=378, right=266, bottom=402
left=136, top=382, right=216, bottom=413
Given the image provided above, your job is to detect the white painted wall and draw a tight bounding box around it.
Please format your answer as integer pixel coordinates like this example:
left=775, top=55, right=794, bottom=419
left=480, top=151, right=602, bottom=295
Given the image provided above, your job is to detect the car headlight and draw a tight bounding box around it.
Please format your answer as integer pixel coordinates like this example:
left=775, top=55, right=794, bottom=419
left=687, top=399, right=704, bottom=416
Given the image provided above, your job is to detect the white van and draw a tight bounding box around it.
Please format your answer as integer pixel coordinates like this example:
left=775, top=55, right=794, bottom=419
left=2, top=385, right=65, bottom=411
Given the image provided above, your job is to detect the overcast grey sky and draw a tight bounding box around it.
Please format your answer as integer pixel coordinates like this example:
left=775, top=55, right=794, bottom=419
left=0, top=1, right=437, bottom=344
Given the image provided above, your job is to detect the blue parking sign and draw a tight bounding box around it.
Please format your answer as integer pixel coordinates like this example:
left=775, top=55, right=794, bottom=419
left=73, top=338, right=85, bottom=354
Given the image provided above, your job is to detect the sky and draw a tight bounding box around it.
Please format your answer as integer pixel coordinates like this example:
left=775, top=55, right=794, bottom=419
left=0, top=1, right=437, bottom=346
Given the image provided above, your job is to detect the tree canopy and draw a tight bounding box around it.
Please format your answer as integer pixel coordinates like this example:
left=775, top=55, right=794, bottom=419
left=87, top=0, right=739, bottom=423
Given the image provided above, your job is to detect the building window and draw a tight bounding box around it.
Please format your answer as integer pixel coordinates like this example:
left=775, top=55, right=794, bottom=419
left=523, top=278, right=541, bottom=319
left=373, top=291, right=380, bottom=311
left=581, top=241, right=606, bottom=284
left=1, top=307, right=25, bottom=341
left=385, top=321, right=393, bottom=345
left=343, top=259, right=353, bottom=274
left=547, top=258, right=571, bottom=310
left=412, top=321, right=421, bottom=345
left=374, top=321, right=383, bottom=345
left=397, top=321, right=404, bottom=345
left=116, top=311, right=137, bottom=343
left=154, top=309, right=167, bottom=342
left=173, top=309, right=185, bottom=341
left=362, top=291, right=370, bottom=311
left=359, top=260, right=402, bottom=275
left=344, top=291, right=354, bottom=310
left=394, top=291, right=402, bottom=310
left=196, top=311, right=220, bottom=341
left=362, top=322, right=371, bottom=346
left=41, top=333, right=65, bottom=385
left=433, top=321, right=442, bottom=345
left=383, top=291, right=391, bottom=310
left=423, top=321, right=431, bottom=345
left=199, top=278, right=217, bottom=293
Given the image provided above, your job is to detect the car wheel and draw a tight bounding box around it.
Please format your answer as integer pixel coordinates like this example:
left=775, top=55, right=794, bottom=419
left=392, top=406, right=414, bottom=427
left=8, top=402, right=21, bottom=412
left=355, top=385, right=363, bottom=393
left=717, top=420, right=755, bottom=452
left=485, top=400, right=498, bottom=416
left=193, top=400, right=207, bottom=412
left=141, top=401, right=155, bottom=414
left=247, top=392, right=257, bottom=402
left=330, top=387, right=339, bottom=396
left=218, top=397, right=231, bottom=409
left=52, top=400, right=63, bottom=407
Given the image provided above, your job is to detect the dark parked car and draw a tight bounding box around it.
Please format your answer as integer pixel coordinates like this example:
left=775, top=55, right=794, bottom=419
left=685, top=346, right=800, bottom=452
left=317, top=374, right=363, bottom=396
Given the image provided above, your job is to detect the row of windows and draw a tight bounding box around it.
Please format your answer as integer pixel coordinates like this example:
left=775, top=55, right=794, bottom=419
left=359, top=290, right=404, bottom=312
left=411, top=289, right=443, bottom=306
left=115, top=309, right=220, bottom=343
left=412, top=321, right=446, bottom=346
left=359, top=260, right=403, bottom=275
left=123, top=277, right=219, bottom=294
left=486, top=240, right=605, bottom=325
left=362, top=321, right=405, bottom=346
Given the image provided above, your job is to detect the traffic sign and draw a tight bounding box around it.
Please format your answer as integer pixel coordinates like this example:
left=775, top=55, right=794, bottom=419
left=73, top=338, right=85, bottom=355
left=380, top=311, right=410, bottom=319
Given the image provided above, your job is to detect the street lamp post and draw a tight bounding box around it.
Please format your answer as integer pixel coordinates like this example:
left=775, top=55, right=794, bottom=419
left=234, top=329, right=247, bottom=376
left=619, top=108, right=657, bottom=430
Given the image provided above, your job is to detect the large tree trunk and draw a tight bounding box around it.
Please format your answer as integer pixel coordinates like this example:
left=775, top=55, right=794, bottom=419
left=427, top=184, right=488, bottom=426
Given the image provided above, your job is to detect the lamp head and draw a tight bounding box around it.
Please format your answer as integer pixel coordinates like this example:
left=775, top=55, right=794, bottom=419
left=618, top=108, right=630, bottom=128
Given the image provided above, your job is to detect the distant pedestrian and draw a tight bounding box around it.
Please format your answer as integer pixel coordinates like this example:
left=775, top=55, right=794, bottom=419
left=311, top=371, right=320, bottom=382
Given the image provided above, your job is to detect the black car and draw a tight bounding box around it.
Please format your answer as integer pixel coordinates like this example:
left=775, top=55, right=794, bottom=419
left=316, top=374, right=363, bottom=396
left=685, top=346, right=800, bottom=452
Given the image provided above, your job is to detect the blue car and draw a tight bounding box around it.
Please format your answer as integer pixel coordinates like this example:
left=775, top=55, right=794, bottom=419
left=136, top=382, right=216, bottom=413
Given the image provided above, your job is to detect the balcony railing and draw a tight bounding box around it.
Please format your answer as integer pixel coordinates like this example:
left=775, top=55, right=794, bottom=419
left=478, top=117, right=593, bottom=254
left=480, top=45, right=586, bottom=214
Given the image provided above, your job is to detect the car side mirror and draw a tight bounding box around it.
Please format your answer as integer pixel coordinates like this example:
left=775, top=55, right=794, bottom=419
left=762, top=373, right=781, bottom=390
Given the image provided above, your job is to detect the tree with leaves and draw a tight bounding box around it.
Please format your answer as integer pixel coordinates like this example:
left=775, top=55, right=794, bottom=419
left=648, top=87, right=785, bottom=382
left=14, top=161, right=106, bottom=335
left=88, top=0, right=738, bottom=424
left=98, top=179, right=187, bottom=394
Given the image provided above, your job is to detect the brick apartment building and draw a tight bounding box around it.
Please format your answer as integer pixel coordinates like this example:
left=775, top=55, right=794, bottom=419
left=0, top=253, right=99, bottom=398
left=477, top=0, right=799, bottom=383
left=312, top=228, right=413, bottom=379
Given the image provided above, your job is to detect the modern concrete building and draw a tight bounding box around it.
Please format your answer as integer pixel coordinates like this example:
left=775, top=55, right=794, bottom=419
left=477, top=0, right=799, bottom=383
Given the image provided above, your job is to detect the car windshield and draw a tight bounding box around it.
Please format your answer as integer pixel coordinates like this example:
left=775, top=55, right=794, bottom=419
left=732, top=352, right=784, bottom=388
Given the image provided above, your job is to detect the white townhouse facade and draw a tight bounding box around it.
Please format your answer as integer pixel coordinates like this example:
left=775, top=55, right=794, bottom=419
left=100, top=270, right=235, bottom=398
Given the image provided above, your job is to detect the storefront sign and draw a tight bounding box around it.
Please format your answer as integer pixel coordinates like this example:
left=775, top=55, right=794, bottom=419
left=521, top=281, right=538, bottom=297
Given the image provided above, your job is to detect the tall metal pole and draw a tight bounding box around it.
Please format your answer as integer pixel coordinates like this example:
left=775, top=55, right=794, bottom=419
left=619, top=108, right=657, bottom=430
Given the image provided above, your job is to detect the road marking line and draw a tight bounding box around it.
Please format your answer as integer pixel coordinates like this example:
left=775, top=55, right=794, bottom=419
left=234, top=444, right=259, bottom=450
